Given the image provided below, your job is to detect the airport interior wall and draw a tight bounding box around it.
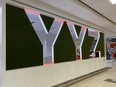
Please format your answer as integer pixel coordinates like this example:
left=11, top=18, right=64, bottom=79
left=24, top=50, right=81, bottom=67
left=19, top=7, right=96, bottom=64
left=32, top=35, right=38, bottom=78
left=5, top=4, right=107, bottom=87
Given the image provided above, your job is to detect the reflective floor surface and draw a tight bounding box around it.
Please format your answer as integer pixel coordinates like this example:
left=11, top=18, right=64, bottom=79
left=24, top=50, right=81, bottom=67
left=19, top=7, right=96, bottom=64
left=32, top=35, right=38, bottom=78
left=69, top=61, right=116, bottom=87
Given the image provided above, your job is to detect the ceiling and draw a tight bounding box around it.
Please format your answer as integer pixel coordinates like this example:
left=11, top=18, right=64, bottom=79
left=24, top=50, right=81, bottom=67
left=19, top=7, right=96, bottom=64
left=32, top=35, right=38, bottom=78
left=81, top=0, right=116, bottom=23
left=8, top=0, right=116, bottom=38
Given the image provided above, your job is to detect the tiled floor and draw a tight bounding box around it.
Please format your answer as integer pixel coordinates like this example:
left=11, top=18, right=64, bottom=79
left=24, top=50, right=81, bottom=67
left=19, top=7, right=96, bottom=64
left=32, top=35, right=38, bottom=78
left=69, top=61, right=116, bottom=87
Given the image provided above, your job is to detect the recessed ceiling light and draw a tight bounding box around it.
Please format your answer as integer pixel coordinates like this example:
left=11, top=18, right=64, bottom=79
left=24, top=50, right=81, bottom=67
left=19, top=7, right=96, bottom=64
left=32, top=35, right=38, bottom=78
left=109, top=0, right=116, bottom=4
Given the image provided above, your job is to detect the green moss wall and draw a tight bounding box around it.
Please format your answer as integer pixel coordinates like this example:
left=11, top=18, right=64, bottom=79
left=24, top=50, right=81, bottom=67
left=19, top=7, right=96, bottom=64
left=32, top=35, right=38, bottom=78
left=6, top=4, right=43, bottom=70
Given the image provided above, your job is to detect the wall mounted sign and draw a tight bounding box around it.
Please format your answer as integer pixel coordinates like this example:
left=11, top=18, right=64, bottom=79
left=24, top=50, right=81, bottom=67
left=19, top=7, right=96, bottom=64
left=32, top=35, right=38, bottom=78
left=6, top=4, right=105, bottom=70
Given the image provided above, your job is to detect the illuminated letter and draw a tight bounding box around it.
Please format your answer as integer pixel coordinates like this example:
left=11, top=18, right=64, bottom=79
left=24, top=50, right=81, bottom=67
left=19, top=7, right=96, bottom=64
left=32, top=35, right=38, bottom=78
left=88, top=29, right=100, bottom=53
left=67, top=22, right=87, bottom=60
left=25, top=9, right=64, bottom=64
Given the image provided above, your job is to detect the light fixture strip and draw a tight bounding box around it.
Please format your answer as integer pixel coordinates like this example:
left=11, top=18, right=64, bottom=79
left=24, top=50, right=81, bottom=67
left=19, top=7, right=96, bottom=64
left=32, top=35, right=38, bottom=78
left=109, top=0, right=116, bottom=4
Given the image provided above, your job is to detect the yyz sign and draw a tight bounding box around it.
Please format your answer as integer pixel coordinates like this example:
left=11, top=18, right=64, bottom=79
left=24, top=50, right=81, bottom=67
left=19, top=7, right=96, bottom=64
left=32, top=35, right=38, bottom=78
left=25, top=9, right=103, bottom=65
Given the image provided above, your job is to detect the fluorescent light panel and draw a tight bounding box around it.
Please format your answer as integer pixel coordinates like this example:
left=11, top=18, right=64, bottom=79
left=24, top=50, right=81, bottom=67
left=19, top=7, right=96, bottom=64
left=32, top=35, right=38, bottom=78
left=109, top=0, right=116, bottom=4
